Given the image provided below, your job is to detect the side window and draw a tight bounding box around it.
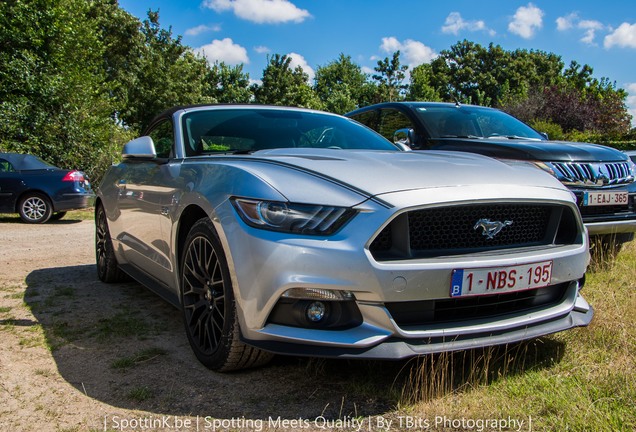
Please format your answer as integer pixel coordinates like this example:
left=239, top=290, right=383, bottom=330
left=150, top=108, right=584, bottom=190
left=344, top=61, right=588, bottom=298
left=148, top=120, right=174, bottom=158
left=0, top=159, right=15, bottom=173
left=349, top=111, right=377, bottom=129
left=377, top=109, right=415, bottom=141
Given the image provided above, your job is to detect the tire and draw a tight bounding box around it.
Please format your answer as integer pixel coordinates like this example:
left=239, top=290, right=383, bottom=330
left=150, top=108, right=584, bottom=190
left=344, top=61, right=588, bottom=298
left=180, top=218, right=272, bottom=372
left=95, top=205, right=128, bottom=283
left=50, top=211, right=67, bottom=221
left=18, top=193, right=52, bottom=224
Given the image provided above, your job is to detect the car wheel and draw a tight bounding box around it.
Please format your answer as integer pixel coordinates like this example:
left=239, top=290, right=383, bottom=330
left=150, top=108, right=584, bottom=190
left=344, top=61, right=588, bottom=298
left=18, top=193, right=52, bottom=223
left=180, top=218, right=272, bottom=371
left=95, top=204, right=128, bottom=283
left=50, top=211, right=67, bottom=221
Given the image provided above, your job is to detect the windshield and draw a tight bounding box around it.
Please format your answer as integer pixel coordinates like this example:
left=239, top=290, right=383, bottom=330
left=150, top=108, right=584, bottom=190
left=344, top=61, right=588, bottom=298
left=413, top=106, right=545, bottom=140
left=182, top=108, right=399, bottom=155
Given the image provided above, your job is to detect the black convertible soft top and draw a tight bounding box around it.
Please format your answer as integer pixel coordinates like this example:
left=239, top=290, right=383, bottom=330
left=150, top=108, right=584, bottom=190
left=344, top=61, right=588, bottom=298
left=0, top=153, right=56, bottom=170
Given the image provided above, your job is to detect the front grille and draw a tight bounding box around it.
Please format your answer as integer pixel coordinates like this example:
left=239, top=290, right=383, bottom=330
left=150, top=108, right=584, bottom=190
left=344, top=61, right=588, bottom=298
left=385, top=283, right=569, bottom=327
left=552, top=161, right=634, bottom=187
left=370, top=203, right=579, bottom=261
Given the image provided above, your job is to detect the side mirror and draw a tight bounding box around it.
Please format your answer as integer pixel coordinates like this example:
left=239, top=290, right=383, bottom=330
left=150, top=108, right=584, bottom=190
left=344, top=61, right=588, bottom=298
left=539, top=132, right=549, bottom=140
left=122, top=136, right=157, bottom=159
left=393, top=128, right=416, bottom=150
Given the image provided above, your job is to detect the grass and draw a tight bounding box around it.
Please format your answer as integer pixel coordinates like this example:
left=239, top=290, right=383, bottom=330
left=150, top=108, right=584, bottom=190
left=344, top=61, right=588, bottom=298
left=111, top=347, right=168, bottom=370
left=93, top=308, right=156, bottom=341
left=0, top=208, right=94, bottom=222
left=390, top=240, right=636, bottom=431
left=126, top=386, right=153, bottom=402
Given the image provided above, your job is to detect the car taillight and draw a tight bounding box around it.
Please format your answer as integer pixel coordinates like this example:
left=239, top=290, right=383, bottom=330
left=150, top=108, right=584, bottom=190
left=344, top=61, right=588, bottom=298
left=62, top=170, right=85, bottom=182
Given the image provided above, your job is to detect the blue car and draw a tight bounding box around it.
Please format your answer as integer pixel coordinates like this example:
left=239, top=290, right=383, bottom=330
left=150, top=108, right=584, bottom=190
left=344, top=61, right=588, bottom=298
left=0, top=153, right=94, bottom=223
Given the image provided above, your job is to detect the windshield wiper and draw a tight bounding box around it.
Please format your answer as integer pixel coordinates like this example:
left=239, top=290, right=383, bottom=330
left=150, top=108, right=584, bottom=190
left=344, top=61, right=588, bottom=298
left=439, top=134, right=482, bottom=139
left=486, top=134, right=541, bottom=141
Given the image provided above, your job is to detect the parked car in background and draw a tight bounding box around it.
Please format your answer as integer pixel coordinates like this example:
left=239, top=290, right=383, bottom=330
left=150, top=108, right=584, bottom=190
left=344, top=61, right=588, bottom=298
left=0, top=153, right=94, bottom=223
left=346, top=102, right=636, bottom=248
left=625, top=150, right=636, bottom=165
left=95, top=104, right=592, bottom=372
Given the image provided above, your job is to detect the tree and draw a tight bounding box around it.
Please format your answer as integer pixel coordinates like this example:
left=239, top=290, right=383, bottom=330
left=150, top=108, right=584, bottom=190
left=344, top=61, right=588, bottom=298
left=407, top=63, right=442, bottom=101
left=429, top=40, right=566, bottom=106
left=118, top=11, right=211, bottom=131
left=314, top=54, right=368, bottom=113
left=253, top=54, right=322, bottom=109
left=0, top=0, right=131, bottom=182
left=205, top=62, right=252, bottom=103
left=372, top=51, right=408, bottom=102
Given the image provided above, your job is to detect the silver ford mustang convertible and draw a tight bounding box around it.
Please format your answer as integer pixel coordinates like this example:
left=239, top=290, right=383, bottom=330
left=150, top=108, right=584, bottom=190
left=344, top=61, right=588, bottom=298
left=95, top=105, right=593, bottom=371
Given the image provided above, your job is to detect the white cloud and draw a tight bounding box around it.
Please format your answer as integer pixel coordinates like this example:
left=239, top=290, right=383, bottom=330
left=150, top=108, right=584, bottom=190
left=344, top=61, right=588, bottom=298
left=556, top=13, right=605, bottom=45
left=194, top=38, right=249, bottom=65
left=287, top=52, right=314, bottom=82
left=626, top=83, right=636, bottom=127
left=254, top=45, right=270, bottom=54
left=579, top=20, right=604, bottom=45
left=556, top=13, right=577, bottom=31
left=380, top=37, right=402, bottom=53
left=380, top=37, right=437, bottom=67
left=508, top=3, right=544, bottom=39
left=441, top=12, right=495, bottom=36
left=202, top=0, right=310, bottom=24
left=604, top=22, right=636, bottom=49
left=361, top=66, right=374, bottom=75
left=185, top=24, right=221, bottom=36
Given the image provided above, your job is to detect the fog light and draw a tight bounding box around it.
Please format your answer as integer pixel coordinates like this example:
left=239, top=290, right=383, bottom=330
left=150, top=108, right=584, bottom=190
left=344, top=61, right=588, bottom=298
left=306, top=301, right=327, bottom=322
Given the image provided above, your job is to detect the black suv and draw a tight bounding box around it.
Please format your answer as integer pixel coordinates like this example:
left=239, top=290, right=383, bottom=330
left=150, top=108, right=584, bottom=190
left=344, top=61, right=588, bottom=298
left=346, top=102, right=636, bottom=247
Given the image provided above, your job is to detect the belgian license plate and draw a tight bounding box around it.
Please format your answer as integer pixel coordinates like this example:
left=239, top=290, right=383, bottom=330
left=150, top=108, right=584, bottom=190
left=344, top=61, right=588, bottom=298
left=583, top=191, right=628, bottom=206
left=450, top=261, right=552, bottom=297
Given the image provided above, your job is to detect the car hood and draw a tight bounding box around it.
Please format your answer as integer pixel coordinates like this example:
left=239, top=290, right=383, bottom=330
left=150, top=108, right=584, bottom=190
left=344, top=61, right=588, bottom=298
left=249, top=148, right=564, bottom=199
left=431, top=138, right=629, bottom=163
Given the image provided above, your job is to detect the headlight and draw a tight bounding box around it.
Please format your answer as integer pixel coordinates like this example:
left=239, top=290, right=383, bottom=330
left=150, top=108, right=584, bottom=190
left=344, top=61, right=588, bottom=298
left=231, top=198, right=356, bottom=235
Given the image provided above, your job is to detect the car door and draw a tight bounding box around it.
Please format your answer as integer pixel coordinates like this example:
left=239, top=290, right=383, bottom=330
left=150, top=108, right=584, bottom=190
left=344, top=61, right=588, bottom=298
left=115, top=119, right=179, bottom=283
left=0, top=158, right=23, bottom=213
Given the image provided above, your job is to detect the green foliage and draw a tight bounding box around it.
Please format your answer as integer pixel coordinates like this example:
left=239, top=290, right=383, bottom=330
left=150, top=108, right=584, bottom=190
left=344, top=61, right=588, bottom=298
left=117, top=11, right=212, bottom=132
left=314, top=54, right=369, bottom=113
left=528, top=119, right=565, bottom=141
left=0, top=0, right=130, bottom=183
left=430, top=40, right=565, bottom=107
left=0, top=0, right=633, bottom=182
left=408, top=63, right=442, bottom=101
left=254, top=54, right=322, bottom=109
left=372, top=51, right=408, bottom=102
left=206, top=62, right=252, bottom=103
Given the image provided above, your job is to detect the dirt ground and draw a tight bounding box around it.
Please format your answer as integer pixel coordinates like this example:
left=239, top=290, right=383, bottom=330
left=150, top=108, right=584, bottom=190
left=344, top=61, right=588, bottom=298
left=0, top=217, right=399, bottom=432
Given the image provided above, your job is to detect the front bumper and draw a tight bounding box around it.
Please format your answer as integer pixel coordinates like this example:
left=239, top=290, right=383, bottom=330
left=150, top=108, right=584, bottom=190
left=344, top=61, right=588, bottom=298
left=217, top=187, right=591, bottom=359
left=244, top=295, right=593, bottom=359
left=574, top=189, right=636, bottom=235
left=242, top=279, right=592, bottom=358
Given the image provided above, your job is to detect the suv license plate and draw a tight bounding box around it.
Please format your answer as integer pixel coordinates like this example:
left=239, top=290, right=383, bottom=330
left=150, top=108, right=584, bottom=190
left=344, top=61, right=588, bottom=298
left=450, top=261, right=553, bottom=297
left=583, top=191, right=628, bottom=206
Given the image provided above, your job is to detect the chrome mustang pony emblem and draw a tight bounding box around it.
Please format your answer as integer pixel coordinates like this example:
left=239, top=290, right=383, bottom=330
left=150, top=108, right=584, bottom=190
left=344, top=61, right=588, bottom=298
left=474, top=218, right=513, bottom=239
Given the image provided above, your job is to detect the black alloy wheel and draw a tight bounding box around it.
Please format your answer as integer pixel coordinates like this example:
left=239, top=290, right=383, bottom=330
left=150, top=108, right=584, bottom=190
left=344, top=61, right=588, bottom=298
left=95, top=205, right=127, bottom=283
left=180, top=218, right=272, bottom=371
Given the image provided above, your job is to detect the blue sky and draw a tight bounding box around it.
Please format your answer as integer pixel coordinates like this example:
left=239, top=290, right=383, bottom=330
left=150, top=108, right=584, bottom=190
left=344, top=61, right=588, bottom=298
left=118, top=0, right=636, bottom=124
